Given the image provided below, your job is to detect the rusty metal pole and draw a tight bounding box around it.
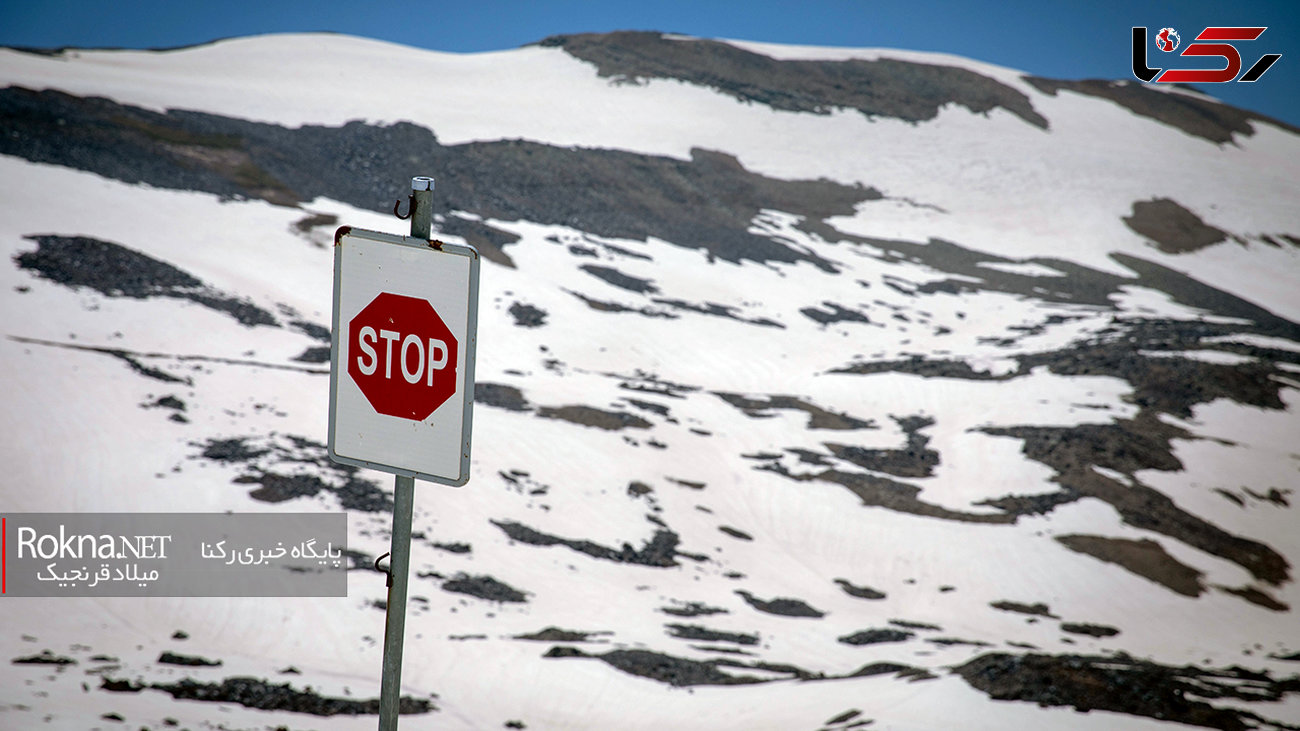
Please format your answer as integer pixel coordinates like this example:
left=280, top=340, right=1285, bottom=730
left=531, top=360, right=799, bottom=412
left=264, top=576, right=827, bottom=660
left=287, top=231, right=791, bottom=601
left=377, top=176, right=434, bottom=731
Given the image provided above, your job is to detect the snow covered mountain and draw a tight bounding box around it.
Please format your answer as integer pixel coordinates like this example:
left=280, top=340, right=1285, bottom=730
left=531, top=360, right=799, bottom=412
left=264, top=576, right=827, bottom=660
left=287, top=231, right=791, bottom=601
left=2, top=30, right=1299, bottom=730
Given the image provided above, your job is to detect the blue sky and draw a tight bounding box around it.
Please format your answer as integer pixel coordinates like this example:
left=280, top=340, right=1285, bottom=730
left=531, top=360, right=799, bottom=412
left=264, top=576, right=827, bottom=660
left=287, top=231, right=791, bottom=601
left=2, top=0, right=1298, bottom=127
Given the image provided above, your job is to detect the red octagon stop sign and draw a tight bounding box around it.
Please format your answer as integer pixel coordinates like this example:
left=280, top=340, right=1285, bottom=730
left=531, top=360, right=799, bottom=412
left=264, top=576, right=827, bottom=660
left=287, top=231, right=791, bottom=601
left=347, top=292, right=459, bottom=421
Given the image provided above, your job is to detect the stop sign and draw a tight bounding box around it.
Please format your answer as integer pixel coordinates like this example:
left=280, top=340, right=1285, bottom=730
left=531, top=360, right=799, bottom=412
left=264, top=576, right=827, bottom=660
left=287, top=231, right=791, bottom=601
left=347, top=292, right=459, bottom=421
left=329, top=226, right=479, bottom=486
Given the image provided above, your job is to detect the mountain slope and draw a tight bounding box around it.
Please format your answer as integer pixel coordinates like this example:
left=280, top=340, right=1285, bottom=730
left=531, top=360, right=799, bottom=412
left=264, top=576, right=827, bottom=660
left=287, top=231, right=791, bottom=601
left=2, top=31, right=1299, bottom=730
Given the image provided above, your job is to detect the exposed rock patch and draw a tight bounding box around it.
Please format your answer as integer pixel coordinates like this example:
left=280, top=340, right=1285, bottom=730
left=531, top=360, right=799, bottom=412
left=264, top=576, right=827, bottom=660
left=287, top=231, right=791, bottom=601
left=157, top=651, right=222, bottom=667
left=536, top=405, right=652, bottom=431
left=544, top=647, right=767, bottom=687
left=1219, top=585, right=1289, bottom=612
left=101, top=678, right=143, bottom=692
left=16, top=234, right=276, bottom=327
left=665, top=624, right=759, bottom=646
left=801, top=302, right=874, bottom=326
left=890, top=619, right=941, bottom=631
left=1123, top=198, right=1229, bottom=254
left=475, top=382, right=532, bottom=412
left=143, top=394, right=188, bottom=421
left=438, top=216, right=519, bottom=268
left=441, top=573, right=529, bottom=603
left=718, top=525, right=753, bottom=541
left=834, top=578, right=886, bottom=600
left=982, top=418, right=1291, bottom=588
left=1107, top=255, right=1300, bottom=343
left=660, top=601, right=728, bottom=617
left=514, top=627, right=605, bottom=642
left=580, top=264, right=658, bottom=294
left=927, top=637, right=992, bottom=647
left=831, top=355, right=1011, bottom=380
left=567, top=289, right=678, bottom=320
left=0, top=86, right=881, bottom=272
left=291, top=346, right=330, bottom=364
left=848, top=662, right=935, bottom=681
left=755, top=456, right=1015, bottom=525
left=1055, top=534, right=1205, bottom=597
left=542, top=31, right=1048, bottom=129
left=734, top=590, right=825, bottom=618
left=825, top=415, right=937, bottom=477
left=192, top=435, right=391, bottom=512
left=292, top=211, right=337, bottom=235
left=715, top=392, right=875, bottom=430
left=12, top=651, right=75, bottom=665
left=989, top=600, right=1057, bottom=618
left=492, top=519, right=693, bottom=567
left=508, top=302, right=548, bottom=328
left=838, top=629, right=914, bottom=646
left=147, top=676, right=432, bottom=716
left=0, top=85, right=297, bottom=202
left=976, top=489, right=1081, bottom=518
left=1024, top=76, right=1300, bottom=144
left=289, top=319, right=331, bottom=342
left=956, top=652, right=1300, bottom=730
left=1060, top=623, right=1120, bottom=638
left=649, top=297, right=784, bottom=328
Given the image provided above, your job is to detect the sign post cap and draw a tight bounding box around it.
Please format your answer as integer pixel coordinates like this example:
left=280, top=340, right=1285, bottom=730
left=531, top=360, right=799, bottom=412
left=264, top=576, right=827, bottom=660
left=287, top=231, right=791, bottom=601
left=411, top=176, right=435, bottom=191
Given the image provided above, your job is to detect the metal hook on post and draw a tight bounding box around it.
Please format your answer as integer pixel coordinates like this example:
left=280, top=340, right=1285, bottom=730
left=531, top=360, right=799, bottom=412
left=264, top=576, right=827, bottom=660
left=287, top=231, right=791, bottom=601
left=374, top=552, right=393, bottom=588
left=394, top=178, right=433, bottom=224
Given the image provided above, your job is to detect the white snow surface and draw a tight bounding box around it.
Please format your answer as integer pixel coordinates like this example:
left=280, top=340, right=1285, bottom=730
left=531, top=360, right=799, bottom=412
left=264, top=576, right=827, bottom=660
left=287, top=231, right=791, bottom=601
left=2, top=32, right=1299, bottom=730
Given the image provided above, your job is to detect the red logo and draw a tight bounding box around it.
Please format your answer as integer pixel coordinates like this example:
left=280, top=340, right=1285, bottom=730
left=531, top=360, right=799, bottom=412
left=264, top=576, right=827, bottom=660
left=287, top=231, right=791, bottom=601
left=347, top=293, right=458, bottom=421
left=1133, top=26, right=1282, bottom=83
left=1156, top=27, right=1181, bottom=52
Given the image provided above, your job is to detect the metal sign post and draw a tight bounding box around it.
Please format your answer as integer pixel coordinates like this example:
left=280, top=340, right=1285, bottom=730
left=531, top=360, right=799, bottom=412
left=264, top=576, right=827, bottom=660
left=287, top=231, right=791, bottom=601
left=379, top=176, right=428, bottom=731
left=379, top=477, right=415, bottom=729
left=327, top=176, right=479, bottom=731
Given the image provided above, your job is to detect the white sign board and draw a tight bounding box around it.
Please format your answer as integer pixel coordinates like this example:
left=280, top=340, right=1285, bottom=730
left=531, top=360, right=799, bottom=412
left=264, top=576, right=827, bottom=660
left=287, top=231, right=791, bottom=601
left=328, top=227, right=480, bottom=486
